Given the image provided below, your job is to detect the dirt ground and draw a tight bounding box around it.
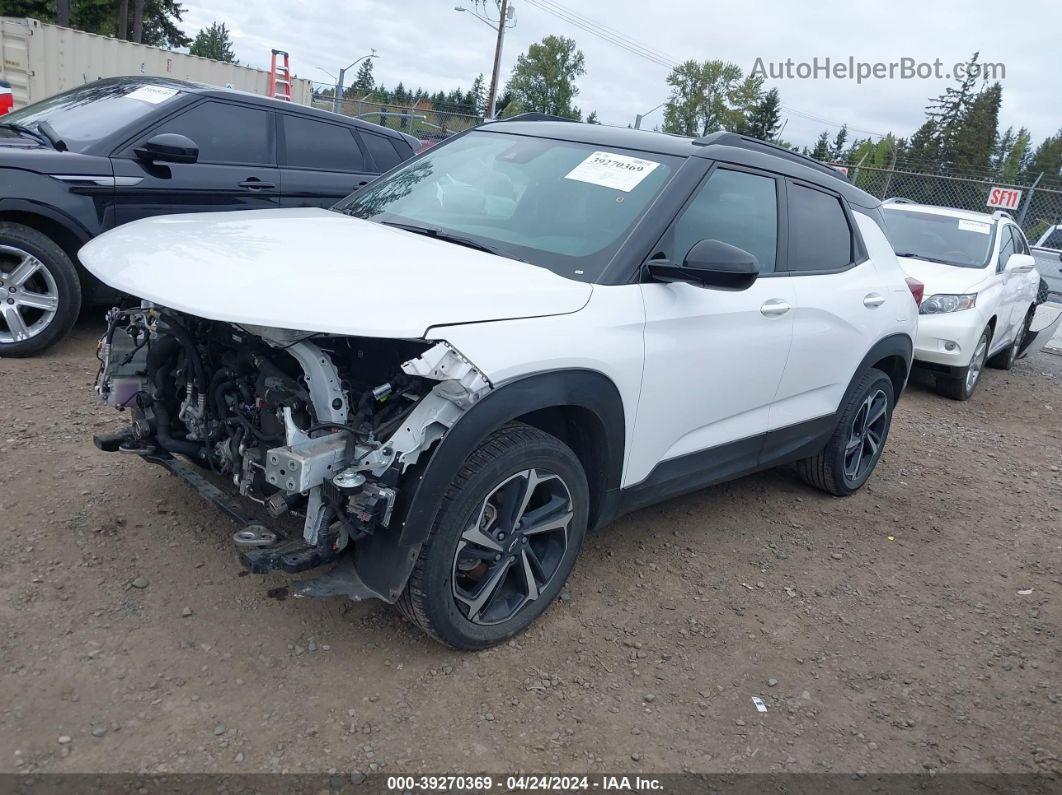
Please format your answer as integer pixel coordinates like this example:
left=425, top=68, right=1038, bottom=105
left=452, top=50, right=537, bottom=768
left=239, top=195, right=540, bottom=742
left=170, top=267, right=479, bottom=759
left=1, top=316, right=1060, bottom=777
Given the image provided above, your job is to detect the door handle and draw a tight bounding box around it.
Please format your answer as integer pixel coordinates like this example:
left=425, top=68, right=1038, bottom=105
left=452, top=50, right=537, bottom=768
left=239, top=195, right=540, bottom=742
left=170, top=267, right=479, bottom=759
left=863, top=293, right=886, bottom=308
left=238, top=178, right=275, bottom=190
left=760, top=299, right=791, bottom=316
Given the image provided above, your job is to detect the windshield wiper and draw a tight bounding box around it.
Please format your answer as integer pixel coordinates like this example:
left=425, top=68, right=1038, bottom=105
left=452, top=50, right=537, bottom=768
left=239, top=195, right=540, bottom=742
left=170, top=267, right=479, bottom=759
left=381, top=221, right=517, bottom=260
left=893, top=252, right=955, bottom=265
left=37, top=121, right=67, bottom=151
left=0, top=121, right=53, bottom=148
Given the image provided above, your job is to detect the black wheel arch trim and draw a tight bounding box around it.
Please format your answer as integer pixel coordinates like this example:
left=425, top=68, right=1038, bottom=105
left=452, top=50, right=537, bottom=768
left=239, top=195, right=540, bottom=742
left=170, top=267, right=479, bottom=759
left=349, top=368, right=626, bottom=601
left=0, top=198, right=94, bottom=248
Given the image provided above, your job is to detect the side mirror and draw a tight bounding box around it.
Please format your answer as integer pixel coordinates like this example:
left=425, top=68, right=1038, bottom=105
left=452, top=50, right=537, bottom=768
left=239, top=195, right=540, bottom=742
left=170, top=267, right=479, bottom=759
left=134, top=133, right=199, bottom=164
left=1004, top=253, right=1036, bottom=274
left=646, top=239, right=760, bottom=290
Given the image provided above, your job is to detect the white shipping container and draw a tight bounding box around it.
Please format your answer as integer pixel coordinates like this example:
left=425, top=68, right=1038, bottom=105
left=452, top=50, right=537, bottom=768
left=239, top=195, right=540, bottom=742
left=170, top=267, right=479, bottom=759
left=0, top=16, right=313, bottom=110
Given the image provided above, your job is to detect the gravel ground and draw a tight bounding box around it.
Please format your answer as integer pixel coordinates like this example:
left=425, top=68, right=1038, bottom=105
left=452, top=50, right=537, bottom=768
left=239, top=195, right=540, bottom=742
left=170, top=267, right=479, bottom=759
left=1, top=317, right=1060, bottom=776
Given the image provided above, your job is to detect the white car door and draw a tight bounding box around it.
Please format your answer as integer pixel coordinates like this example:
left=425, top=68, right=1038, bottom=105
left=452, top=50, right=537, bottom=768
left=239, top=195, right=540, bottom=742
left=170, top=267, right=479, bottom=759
left=626, top=165, right=795, bottom=487
left=993, top=225, right=1025, bottom=350
left=769, top=183, right=899, bottom=431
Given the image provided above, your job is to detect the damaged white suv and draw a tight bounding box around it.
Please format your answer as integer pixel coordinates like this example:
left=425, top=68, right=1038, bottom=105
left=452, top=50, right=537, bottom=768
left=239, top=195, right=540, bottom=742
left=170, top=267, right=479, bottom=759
left=85, top=119, right=919, bottom=649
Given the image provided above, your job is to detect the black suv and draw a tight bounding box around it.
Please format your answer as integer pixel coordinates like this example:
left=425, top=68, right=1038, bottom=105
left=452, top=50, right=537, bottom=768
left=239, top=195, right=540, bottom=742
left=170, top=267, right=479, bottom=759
left=0, top=77, right=416, bottom=356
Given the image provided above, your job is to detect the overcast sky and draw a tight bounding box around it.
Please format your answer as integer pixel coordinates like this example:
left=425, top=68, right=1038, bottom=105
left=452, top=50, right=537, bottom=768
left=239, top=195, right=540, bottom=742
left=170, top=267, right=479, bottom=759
left=179, top=0, right=1060, bottom=150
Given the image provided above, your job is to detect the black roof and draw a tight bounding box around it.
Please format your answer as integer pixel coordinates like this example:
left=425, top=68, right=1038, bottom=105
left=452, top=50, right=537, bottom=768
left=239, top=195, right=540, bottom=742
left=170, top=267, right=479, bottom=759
left=481, top=116, right=880, bottom=209
left=90, top=76, right=412, bottom=144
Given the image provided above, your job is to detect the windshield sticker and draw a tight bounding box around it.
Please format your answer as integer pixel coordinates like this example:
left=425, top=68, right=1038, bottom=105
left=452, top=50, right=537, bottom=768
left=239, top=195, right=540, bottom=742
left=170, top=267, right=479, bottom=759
left=958, top=219, right=991, bottom=235
left=564, top=151, right=661, bottom=192
left=126, top=85, right=180, bottom=105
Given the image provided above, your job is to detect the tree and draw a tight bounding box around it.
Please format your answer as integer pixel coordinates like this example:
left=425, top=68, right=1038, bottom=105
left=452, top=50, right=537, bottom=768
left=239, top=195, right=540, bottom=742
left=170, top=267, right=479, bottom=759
left=830, top=124, right=848, bottom=161
left=810, top=130, right=831, bottom=161
left=189, top=21, right=237, bottom=63
left=502, top=35, right=586, bottom=120
left=352, top=58, right=375, bottom=96
left=736, top=87, right=781, bottom=141
left=950, top=81, right=1001, bottom=174
left=468, top=73, right=486, bottom=115
left=65, top=0, right=190, bottom=47
left=924, top=52, right=983, bottom=166
left=994, top=127, right=1031, bottom=183
left=661, top=59, right=762, bottom=137
left=586, top=110, right=599, bottom=124
left=1022, top=128, right=1062, bottom=184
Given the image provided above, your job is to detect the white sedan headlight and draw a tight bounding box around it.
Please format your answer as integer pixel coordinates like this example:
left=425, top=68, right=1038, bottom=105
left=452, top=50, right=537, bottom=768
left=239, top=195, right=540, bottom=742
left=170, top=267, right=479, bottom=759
left=920, top=293, right=977, bottom=314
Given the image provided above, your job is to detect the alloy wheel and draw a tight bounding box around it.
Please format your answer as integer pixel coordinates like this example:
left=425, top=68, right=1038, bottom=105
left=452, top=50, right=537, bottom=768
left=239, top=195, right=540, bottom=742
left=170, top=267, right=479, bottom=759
left=966, top=333, right=989, bottom=393
left=844, top=389, right=888, bottom=481
left=452, top=468, right=574, bottom=626
left=0, top=245, right=59, bottom=344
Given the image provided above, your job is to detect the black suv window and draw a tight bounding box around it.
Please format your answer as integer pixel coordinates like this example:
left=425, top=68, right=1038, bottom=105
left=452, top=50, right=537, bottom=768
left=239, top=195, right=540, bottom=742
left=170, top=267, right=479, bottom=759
left=788, top=183, right=854, bottom=272
left=362, top=132, right=402, bottom=172
left=282, top=115, right=366, bottom=172
left=142, top=101, right=272, bottom=165
left=664, top=167, right=779, bottom=272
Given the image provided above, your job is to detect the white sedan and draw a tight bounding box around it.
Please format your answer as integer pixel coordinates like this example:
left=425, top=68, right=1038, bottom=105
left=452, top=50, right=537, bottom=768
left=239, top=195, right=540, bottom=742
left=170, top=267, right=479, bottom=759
left=883, top=201, right=1040, bottom=400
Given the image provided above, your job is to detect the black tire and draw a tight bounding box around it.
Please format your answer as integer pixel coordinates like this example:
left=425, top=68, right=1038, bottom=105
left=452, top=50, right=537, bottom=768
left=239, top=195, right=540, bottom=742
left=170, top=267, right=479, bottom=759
left=935, top=326, right=990, bottom=401
left=796, top=369, right=895, bottom=497
left=397, top=422, right=588, bottom=650
left=0, top=222, right=81, bottom=357
left=988, top=307, right=1033, bottom=370
left=1036, top=278, right=1050, bottom=306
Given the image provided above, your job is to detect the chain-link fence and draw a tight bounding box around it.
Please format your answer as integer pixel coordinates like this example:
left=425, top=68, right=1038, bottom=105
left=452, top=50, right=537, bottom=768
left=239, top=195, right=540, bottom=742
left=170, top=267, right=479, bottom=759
left=832, top=164, right=1062, bottom=242
left=310, top=92, right=483, bottom=143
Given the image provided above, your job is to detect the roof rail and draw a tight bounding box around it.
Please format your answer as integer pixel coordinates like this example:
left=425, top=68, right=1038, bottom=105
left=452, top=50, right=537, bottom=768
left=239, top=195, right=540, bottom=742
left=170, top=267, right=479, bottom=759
left=693, top=131, right=849, bottom=182
left=883, top=197, right=916, bottom=204
left=487, top=112, right=578, bottom=124
left=991, top=209, right=1015, bottom=221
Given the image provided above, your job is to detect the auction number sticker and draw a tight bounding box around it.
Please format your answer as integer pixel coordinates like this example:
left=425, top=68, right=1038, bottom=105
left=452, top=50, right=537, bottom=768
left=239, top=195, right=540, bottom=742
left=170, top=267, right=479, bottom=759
left=958, top=219, right=991, bottom=235
left=126, top=85, right=181, bottom=104
left=564, top=151, right=660, bottom=192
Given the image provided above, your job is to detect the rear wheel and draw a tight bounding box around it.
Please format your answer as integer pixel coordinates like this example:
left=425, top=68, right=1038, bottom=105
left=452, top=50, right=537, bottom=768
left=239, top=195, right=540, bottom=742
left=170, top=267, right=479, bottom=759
left=935, top=326, right=990, bottom=400
left=0, top=223, right=81, bottom=357
left=988, top=307, right=1033, bottom=371
left=397, top=423, right=588, bottom=649
left=796, top=369, right=895, bottom=497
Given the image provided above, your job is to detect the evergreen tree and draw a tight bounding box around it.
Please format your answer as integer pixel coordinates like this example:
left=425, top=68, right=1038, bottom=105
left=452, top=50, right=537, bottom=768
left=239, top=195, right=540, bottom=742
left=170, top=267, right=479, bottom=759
left=586, top=110, right=599, bottom=124
left=188, top=21, right=237, bottom=63
left=469, top=74, right=486, bottom=115
left=924, top=52, right=983, bottom=165
left=810, top=130, right=832, bottom=161
left=1022, top=128, right=1062, bottom=184
left=830, top=124, right=848, bottom=161
left=352, top=58, right=375, bottom=96
left=736, top=87, right=781, bottom=141
left=951, top=81, right=1001, bottom=174
left=902, top=120, right=940, bottom=171
left=996, top=127, right=1031, bottom=183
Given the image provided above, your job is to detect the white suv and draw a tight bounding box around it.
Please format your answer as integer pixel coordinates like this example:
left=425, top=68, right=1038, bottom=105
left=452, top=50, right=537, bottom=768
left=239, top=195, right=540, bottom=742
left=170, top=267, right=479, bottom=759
left=85, top=120, right=919, bottom=648
left=883, top=200, right=1041, bottom=400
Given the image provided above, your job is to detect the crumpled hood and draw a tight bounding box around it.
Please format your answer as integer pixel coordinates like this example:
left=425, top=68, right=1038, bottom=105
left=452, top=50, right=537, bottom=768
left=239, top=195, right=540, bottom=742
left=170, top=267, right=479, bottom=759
left=896, top=255, right=989, bottom=296
left=78, top=208, right=593, bottom=338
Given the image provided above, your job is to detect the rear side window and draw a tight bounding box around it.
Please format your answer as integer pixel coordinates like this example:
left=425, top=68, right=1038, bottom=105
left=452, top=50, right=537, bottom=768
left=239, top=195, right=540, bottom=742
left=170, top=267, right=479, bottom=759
left=665, top=168, right=779, bottom=272
left=283, top=115, right=366, bottom=172
left=788, top=183, right=854, bottom=272
left=362, top=132, right=401, bottom=172
left=145, top=101, right=272, bottom=165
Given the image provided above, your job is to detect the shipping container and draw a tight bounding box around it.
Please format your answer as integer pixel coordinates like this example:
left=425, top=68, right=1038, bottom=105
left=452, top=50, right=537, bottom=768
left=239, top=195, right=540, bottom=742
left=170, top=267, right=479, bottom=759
left=0, top=16, right=312, bottom=111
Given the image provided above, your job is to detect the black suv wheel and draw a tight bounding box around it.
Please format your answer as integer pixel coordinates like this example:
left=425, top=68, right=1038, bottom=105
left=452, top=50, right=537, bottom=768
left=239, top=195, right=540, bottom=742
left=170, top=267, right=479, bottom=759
left=797, top=369, right=895, bottom=496
left=0, top=223, right=81, bottom=357
left=398, top=423, right=588, bottom=649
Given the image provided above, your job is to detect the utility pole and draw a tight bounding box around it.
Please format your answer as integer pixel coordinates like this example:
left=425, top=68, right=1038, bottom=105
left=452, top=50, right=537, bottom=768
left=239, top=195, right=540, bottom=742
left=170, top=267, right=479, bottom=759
left=485, top=0, right=509, bottom=119
left=332, top=50, right=377, bottom=115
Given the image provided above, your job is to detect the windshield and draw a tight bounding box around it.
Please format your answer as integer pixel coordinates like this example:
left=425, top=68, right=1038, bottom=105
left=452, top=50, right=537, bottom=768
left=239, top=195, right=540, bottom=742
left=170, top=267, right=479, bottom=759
left=333, top=130, right=681, bottom=282
left=3, top=81, right=184, bottom=152
left=883, top=208, right=995, bottom=268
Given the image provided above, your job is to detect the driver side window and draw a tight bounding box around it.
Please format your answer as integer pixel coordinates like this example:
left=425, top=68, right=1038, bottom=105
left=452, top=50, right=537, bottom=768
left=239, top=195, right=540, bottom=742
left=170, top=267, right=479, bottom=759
left=997, top=226, right=1017, bottom=273
left=662, top=167, right=779, bottom=273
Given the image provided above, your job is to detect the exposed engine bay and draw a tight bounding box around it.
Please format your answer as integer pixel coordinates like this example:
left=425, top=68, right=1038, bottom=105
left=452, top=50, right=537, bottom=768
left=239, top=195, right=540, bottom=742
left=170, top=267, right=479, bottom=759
left=94, top=305, right=491, bottom=582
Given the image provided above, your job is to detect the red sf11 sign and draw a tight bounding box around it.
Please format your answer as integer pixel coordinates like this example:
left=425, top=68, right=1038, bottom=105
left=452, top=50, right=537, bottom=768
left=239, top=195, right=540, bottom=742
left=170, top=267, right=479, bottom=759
left=986, top=186, right=1022, bottom=211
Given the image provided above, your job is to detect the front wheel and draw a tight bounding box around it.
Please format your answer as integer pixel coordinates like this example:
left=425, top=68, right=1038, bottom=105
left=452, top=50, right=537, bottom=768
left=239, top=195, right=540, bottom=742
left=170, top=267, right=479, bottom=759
left=935, top=326, right=990, bottom=400
left=796, top=369, right=895, bottom=497
left=397, top=423, right=588, bottom=649
left=0, top=223, right=82, bottom=357
left=988, top=307, right=1033, bottom=371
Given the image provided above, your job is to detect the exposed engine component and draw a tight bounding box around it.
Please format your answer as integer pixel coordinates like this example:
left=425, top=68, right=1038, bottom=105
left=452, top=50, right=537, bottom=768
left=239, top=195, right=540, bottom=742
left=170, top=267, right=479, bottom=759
left=95, top=306, right=491, bottom=571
